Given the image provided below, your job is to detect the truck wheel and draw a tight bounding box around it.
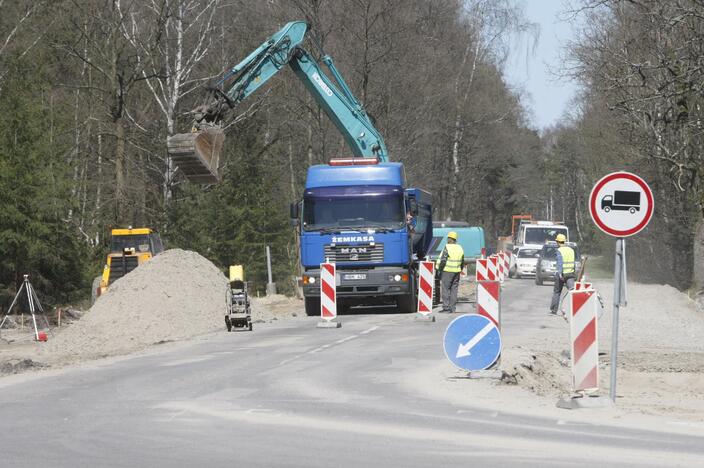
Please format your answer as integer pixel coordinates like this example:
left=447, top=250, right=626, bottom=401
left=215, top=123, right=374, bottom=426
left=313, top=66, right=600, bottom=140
left=304, top=297, right=321, bottom=316
left=604, top=206, right=611, bottom=212
left=396, top=292, right=417, bottom=313
left=629, top=207, right=636, bottom=214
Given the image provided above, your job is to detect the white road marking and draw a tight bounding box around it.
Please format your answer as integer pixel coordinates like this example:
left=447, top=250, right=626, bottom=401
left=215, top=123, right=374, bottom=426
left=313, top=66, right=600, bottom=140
left=279, top=326, right=378, bottom=364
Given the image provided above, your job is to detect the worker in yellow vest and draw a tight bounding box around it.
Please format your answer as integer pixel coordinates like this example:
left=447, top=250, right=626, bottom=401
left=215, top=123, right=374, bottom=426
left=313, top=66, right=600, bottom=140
left=436, top=231, right=465, bottom=313
left=550, top=233, right=576, bottom=315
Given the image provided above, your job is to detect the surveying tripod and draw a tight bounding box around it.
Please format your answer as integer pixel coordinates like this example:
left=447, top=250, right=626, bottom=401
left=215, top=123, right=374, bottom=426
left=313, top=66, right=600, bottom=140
left=0, top=275, right=50, bottom=341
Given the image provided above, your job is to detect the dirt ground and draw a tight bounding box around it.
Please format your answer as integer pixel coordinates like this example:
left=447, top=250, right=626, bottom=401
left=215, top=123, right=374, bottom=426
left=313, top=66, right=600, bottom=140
left=495, top=279, right=704, bottom=421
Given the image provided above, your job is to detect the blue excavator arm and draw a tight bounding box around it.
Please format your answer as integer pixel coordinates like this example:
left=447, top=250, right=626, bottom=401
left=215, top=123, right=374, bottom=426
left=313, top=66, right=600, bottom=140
left=166, top=21, right=387, bottom=183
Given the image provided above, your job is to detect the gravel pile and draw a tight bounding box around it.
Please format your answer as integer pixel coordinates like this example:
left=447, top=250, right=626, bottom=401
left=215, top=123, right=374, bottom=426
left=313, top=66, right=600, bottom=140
left=45, top=249, right=228, bottom=359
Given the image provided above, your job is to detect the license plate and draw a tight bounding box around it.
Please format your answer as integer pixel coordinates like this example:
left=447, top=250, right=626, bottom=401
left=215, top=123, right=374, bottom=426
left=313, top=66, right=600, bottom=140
left=343, top=273, right=366, bottom=280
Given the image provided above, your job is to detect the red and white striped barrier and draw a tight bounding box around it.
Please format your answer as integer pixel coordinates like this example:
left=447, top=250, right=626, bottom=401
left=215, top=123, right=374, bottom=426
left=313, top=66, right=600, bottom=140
left=476, top=259, right=488, bottom=281
left=488, top=256, right=499, bottom=281
left=492, top=254, right=505, bottom=282
left=568, top=287, right=599, bottom=392
left=574, top=281, right=592, bottom=290
left=477, top=280, right=500, bottom=328
left=500, top=252, right=510, bottom=280
left=320, top=262, right=337, bottom=320
left=417, top=261, right=435, bottom=315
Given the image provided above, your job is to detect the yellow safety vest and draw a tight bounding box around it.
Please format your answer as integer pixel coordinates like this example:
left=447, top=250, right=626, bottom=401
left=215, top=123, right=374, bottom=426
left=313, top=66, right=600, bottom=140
left=558, top=246, right=576, bottom=274
left=437, top=243, right=464, bottom=273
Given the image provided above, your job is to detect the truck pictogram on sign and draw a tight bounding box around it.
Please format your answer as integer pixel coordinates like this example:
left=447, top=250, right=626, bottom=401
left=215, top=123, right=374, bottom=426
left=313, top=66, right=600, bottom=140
left=601, top=190, right=640, bottom=214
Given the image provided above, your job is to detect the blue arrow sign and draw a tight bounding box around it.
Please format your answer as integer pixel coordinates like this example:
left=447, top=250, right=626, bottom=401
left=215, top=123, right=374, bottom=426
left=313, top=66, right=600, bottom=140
left=443, top=314, right=501, bottom=371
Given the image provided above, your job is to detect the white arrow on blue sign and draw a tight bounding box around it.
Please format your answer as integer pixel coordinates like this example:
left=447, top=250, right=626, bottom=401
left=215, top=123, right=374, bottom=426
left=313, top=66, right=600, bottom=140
left=443, top=314, right=501, bottom=371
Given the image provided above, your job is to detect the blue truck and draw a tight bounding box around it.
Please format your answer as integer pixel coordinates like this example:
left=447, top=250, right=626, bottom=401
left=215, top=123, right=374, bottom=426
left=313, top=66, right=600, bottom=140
left=167, top=21, right=433, bottom=315
left=296, top=162, right=432, bottom=314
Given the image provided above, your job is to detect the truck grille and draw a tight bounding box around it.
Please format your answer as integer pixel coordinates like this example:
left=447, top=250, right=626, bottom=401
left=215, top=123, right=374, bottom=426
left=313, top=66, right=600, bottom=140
left=108, top=256, right=140, bottom=285
left=323, top=243, right=384, bottom=263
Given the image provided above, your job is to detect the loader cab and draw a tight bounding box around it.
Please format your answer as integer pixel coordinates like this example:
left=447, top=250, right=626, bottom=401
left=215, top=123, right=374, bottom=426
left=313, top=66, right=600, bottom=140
left=97, top=228, right=164, bottom=298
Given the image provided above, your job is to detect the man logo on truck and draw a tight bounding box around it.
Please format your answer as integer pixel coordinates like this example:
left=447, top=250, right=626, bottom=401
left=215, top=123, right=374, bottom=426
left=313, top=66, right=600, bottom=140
left=601, top=190, right=641, bottom=214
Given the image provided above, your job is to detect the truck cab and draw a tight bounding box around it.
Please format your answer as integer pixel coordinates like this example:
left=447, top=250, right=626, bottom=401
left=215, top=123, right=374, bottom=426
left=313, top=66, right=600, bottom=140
left=515, top=221, right=569, bottom=250
left=293, top=160, right=432, bottom=315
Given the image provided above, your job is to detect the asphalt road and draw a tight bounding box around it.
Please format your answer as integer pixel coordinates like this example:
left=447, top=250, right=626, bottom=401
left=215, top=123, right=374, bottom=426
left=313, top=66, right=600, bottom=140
left=0, top=279, right=702, bottom=467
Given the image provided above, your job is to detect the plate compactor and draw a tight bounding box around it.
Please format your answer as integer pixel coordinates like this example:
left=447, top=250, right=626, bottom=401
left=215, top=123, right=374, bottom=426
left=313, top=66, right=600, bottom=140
left=225, top=265, right=252, bottom=332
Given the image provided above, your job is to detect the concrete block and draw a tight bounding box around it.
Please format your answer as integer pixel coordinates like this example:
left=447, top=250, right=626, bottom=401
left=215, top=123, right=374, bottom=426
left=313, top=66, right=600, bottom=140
left=316, top=320, right=341, bottom=328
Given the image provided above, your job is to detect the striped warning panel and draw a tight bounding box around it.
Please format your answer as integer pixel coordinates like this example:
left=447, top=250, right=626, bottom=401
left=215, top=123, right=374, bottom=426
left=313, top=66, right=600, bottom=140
left=569, top=288, right=598, bottom=392
left=487, top=256, right=498, bottom=281
left=492, top=254, right=505, bottom=282
left=417, top=261, right=435, bottom=314
left=476, top=258, right=489, bottom=281
left=320, top=262, right=337, bottom=320
left=477, top=280, right=500, bottom=328
left=501, top=252, right=510, bottom=280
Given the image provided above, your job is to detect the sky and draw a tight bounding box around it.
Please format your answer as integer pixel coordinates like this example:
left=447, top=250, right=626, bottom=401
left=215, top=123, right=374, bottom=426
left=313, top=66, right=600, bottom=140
left=503, top=0, right=580, bottom=131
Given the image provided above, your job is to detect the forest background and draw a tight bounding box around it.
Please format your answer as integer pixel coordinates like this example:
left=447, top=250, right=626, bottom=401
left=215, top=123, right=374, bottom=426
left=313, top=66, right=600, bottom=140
left=0, top=0, right=702, bottom=306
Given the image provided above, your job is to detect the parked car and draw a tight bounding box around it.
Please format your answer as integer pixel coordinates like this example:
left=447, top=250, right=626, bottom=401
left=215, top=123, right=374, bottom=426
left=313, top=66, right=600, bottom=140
left=509, top=247, right=540, bottom=278
left=534, top=242, right=581, bottom=285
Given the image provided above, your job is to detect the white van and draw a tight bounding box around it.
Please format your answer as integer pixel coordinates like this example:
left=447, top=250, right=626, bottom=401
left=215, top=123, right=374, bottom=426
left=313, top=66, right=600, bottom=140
left=515, top=221, right=569, bottom=249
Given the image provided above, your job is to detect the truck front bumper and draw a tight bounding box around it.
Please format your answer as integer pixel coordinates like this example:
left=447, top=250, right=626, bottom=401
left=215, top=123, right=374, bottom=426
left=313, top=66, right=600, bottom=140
left=302, top=266, right=412, bottom=298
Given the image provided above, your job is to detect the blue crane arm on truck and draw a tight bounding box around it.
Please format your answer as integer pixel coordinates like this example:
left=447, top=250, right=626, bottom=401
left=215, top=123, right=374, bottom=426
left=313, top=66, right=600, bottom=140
left=167, top=21, right=433, bottom=315
left=166, top=20, right=388, bottom=180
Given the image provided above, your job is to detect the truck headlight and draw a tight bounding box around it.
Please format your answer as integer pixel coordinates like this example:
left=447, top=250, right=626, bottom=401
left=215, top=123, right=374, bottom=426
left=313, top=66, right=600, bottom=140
left=387, top=274, right=409, bottom=282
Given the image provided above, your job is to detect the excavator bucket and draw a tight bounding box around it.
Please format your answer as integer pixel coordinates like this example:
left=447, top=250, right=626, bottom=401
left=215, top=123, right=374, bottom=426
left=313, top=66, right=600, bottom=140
left=166, top=127, right=224, bottom=184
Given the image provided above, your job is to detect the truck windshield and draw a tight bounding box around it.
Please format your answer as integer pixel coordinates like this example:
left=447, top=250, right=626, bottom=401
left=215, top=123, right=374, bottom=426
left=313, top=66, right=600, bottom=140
left=302, top=186, right=404, bottom=231
left=525, top=227, right=568, bottom=245
left=110, top=234, right=151, bottom=253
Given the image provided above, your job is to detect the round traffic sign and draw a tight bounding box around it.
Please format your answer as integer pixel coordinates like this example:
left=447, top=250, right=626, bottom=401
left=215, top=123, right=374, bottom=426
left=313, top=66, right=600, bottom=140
left=589, top=172, right=654, bottom=237
left=443, top=314, right=501, bottom=371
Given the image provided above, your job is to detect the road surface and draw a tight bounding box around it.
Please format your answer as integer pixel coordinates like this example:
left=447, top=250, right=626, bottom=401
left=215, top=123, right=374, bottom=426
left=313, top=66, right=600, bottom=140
left=0, top=279, right=702, bottom=467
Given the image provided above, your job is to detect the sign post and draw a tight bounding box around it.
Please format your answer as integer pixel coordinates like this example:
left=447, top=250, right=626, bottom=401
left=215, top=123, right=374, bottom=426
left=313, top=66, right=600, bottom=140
left=589, top=172, right=653, bottom=402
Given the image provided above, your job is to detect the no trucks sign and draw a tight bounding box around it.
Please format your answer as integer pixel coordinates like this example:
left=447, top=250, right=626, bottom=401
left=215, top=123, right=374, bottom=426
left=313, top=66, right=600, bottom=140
left=589, top=172, right=654, bottom=237
left=588, top=171, right=655, bottom=402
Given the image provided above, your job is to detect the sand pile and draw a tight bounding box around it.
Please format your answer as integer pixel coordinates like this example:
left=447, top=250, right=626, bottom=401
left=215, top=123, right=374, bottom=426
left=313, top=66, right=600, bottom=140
left=44, top=249, right=228, bottom=359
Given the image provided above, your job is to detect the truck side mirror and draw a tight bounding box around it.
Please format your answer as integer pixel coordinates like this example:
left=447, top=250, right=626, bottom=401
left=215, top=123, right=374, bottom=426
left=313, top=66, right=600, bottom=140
left=289, top=201, right=300, bottom=226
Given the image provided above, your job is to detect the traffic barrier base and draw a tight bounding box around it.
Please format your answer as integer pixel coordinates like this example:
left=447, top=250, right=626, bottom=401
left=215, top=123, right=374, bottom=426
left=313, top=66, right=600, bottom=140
left=467, top=368, right=503, bottom=379
left=556, top=394, right=613, bottom=409
left=414, top=313, right=436, bottom=322
left=317, top=320, right=342, bottom=328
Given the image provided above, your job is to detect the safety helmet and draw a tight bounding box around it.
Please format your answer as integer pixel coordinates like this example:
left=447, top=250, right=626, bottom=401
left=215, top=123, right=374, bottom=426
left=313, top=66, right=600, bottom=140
left=555, top=233, right=566, bottom=243
left=447, top=231, right=458, bottom=241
